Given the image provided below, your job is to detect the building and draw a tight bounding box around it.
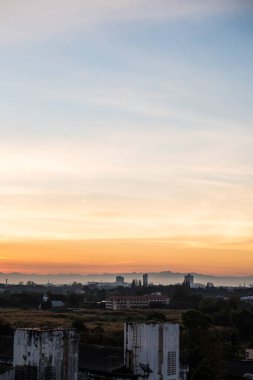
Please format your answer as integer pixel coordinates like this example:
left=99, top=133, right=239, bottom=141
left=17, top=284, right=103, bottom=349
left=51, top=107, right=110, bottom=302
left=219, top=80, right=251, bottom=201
left=241, top=296, right=253, bottom=305
left=124, top=322, right=180, bottom=380
left=116, top=276, right=124, bottom=286
left=143, top=273, right=148, bottom=287
left=13, top=328, right=79, bottom=380
left=106, top=295, right=170, bottom=310
left=183, top=274, right=194, bottom=288
left=0, top=366, right=14, bottom=380
left=51, top=300, right=65, bottom=309
left=246, top=349, right=253, bottom=361
left=0, top=325, right=186, bottom=380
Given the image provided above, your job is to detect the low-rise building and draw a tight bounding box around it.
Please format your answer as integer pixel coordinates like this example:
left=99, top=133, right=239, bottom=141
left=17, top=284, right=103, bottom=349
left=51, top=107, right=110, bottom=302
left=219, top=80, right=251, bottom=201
left=241, top=296, right=253, bottom=305
left=51, top=300, right=65, bottom=309
left=106, top=295, right=170, bottom=310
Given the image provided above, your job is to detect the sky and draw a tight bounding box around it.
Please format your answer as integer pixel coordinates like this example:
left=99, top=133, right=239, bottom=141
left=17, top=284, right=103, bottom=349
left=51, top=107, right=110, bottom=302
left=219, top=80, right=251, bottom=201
left=0, top=0, right=253, bottom=275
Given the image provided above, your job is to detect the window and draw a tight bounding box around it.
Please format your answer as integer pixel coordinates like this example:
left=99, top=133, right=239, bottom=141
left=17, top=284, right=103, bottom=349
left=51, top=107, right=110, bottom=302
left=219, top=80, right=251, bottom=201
left=43, top=367, right=56, bottom=380
left=167, top=351, right=177, bottom=376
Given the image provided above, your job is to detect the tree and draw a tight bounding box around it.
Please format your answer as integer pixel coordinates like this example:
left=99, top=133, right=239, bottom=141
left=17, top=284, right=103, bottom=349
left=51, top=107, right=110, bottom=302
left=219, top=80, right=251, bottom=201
left=182, top=310, right=224, bottom=380
left=182, top=310, right=213, bottom=329
left=72, top=318, right=87, bottom=333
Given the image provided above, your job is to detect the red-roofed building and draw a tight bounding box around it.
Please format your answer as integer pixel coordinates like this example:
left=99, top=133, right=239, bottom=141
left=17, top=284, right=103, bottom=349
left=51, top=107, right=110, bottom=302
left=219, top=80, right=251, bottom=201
left=106, top=295, right=170, bottom=310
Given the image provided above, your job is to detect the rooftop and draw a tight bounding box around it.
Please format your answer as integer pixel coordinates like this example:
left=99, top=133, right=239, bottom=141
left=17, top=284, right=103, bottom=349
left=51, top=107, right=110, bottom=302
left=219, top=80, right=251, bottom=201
left=107, top=295, right=169, bottom=301
left=15, top=327, right=76, bottom=332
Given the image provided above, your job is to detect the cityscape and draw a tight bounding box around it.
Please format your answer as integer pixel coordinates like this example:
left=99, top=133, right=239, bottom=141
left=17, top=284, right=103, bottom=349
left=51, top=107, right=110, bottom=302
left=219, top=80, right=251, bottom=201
left=1, top=273, right=253, bottom=378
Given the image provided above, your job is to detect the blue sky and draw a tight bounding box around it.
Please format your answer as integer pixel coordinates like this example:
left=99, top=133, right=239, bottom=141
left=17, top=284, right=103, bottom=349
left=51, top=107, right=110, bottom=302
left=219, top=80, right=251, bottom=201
left=1, top=1, right=253, bottom=139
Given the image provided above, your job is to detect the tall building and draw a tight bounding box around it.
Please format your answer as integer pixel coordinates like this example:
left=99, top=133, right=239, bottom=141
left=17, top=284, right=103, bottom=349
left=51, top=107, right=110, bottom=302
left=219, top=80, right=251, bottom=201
left=143, top=273, right=148, bottom=287
left=183, top=274, right=194, bottom=288
left=116, top=275, right=124, bottom=285
left=124, top=322, right=179, bottom=380
left=13, top=328, right=79, bottom=380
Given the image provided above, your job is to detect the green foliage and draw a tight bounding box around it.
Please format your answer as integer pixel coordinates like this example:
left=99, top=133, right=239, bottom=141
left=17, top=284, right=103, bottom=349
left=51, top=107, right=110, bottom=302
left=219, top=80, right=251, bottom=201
left=199, top=297, right=218, bottom=313
left=0, top=317, right=13, bottom=336
left=231, top=308, right=253, bottom=338
left=66, top=293, right=83, bottom=308
left=182, top=310, right=213, bottom=329
left=171, top=286, right=202, bottom=309
left=0, top=291, right=41, bottom=308
left=71, top=318, right=87, bottom=332
left=181, top=311, right=224, bottom=380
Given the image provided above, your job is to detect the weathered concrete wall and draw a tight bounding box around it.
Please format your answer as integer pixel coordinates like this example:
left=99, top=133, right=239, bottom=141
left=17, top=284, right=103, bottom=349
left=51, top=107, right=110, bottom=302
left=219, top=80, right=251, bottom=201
left=0, top=368, right=14, bottom=380
left=124, top=323, right=179, bottom=380
left=13, top=328, right=79, bottom=380
left=246, top=349, right=253, bottom=360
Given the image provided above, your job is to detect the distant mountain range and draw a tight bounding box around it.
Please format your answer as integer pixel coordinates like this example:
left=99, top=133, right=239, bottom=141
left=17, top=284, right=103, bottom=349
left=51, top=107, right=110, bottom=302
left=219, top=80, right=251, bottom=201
left=0, top=271, right=253, bottom=287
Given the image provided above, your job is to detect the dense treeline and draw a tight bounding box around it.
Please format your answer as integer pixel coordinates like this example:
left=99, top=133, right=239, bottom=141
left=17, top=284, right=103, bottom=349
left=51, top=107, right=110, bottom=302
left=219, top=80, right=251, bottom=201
left=181, top=297, right=253, bottom=380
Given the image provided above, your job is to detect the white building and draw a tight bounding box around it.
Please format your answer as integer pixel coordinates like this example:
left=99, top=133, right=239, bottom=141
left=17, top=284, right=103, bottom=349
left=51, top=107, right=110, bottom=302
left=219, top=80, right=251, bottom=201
left=106, top=295, right=170, bottom=310
left=13, top=328, right=79, bottom=380
left=246, top=349, right=253, bottom=361
left=124, top=322, right=179, bottom=380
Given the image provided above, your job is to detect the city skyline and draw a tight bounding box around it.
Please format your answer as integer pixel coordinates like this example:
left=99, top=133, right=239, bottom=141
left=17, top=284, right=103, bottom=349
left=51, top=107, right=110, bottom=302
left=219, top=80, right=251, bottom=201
left=0, top=1, right=253, bottom=274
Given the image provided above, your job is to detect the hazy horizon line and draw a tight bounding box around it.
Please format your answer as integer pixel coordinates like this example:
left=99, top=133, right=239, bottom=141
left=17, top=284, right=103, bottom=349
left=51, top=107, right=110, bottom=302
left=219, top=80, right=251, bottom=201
left=1, top=270, right=253, bottom=278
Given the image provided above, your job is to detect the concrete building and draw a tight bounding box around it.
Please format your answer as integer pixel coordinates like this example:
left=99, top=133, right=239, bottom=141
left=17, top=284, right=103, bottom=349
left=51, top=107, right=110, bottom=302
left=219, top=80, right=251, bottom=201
left=106, top=295, right=170, bottom=310
left=124, top=322, right=180, bottom=380
left=183, top=274, right=194, bottom=288
left=116, top=276, right=125, bottom=286
left=241, top=296, right=253, bottom=305
left=51, top=300, right=65, bottom=309
left=13, top=328, right=79, bottom=380
left=143, top=273, right=148, bottom=287
left=0, top=367, right=14, bottom=380
left=246, top=349, right=253, bottom=361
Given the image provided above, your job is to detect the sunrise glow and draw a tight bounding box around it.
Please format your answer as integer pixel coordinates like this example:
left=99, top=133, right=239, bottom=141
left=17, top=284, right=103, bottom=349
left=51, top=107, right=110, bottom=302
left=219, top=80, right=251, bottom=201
left=0, top=1, right=253, bottom=275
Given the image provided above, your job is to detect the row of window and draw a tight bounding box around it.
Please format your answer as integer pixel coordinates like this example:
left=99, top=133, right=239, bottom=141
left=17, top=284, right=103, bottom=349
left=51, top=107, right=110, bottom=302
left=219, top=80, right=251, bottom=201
left=168, top=351, right=177, bottom=376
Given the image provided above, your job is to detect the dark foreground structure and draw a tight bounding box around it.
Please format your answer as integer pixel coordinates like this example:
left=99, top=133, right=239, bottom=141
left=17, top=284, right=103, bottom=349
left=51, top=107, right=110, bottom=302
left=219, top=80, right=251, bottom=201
left=1, top=325, right=253, bottom=380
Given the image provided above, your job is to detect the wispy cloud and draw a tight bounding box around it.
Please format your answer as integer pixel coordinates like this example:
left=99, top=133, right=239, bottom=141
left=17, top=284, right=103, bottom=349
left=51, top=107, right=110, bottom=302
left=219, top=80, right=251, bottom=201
left=0, top=0, right=252, bottom=273
left=0, top=0, right=251, bottom=44
left=0, top=122, right=252, bottom=241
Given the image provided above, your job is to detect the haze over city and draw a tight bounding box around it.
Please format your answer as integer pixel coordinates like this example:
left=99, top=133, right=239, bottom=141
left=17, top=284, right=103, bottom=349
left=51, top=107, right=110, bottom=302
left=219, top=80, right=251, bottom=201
left=1, top=1, right=253, bottom=275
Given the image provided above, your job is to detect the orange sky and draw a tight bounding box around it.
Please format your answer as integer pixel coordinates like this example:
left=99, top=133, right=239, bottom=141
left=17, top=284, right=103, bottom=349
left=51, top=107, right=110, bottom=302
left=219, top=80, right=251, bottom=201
left=0, top=238, right=252, bottom=275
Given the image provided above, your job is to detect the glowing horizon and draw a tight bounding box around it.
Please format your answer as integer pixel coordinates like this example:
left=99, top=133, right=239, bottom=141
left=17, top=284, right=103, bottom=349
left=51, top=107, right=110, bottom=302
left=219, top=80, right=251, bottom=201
left=0, top=237, right=253, bottom=276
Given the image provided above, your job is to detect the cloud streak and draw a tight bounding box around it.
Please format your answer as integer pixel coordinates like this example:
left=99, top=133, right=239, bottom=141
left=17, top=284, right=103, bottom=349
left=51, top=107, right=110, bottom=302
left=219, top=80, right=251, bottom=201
left=0, top=1, right=252, bottom=273
left=0, top=0, right=251, bottom=44
left=0, top=122, right=253, bottom=241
